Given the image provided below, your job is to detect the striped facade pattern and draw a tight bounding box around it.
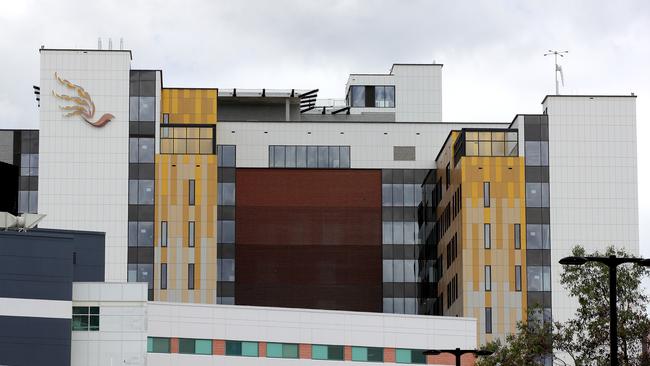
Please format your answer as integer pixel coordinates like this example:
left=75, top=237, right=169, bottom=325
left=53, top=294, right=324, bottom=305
left=150, top=337, right=476, bottom=365
left=436, top=132, right=527, bottom=345
left=160, top=89, right=217, bottom=124
left=154, top=88, right=219, bottom=304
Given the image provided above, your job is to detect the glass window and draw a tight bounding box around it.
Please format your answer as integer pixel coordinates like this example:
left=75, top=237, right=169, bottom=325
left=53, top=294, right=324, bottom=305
left=188, top=221, right=195, bottom=247
left=328, top=345, right=344, bottom=360
left=483, top=182, right=490, bottom=207
left=127, top=264, right=137, bottom=282
left=404, top=184, right=415, bottom=206
left=242, top=342, right=258, bottom=356
left=296, top=146, right=307, bottom=168
left=267, top=343, right=283, bottom=358
left=527, top=224, right=542, bottom=249
left=526, top=183, right=542, bottom=207
left=148, top=337, right=170, bottom=353
left=219, top=183, right=236, bottom=205
left=485, top=265, right=492, bottom=291
left=393, top=222, right=404, bottom=244
left=383, top=260, right=393, bottom=281
left=466, top=141, right=479, bottom=156
left=382, top=184, right=393, bottom=206
left=540, top=141, right=549, bottom=166
left=312, top=345, right=328, bottom=360
left=515, top=265, right=522, bottom=291
left=128, top=180, right=138, bottom=204
left=139, top=180, right=154, bottom=205
left=29, top=154, right=38, bottom=176
left=541, top=182, right=550, bottom=207
left=479, top=141, right=492, bottom=156
left=405, top=298, right=416, bottom=314
left=375, top=86, right=386, bottom=107
left=195, top=339, right=212, bottom=355
left=161, top=221, right=168, bottom=247
left=394, top=298, right=405, bottom=313
left=383, top=298, right=394, bottom=312
left=404, top=259, right=416, bottom=282
left=221, top=220, right=235, bottom=244
left=395, top=349, right=412, bottom=363
left=525, top=141, right=541, bottom=165
left=392, top=184, right=404, bottom=206
left=188, top=179, right=195, bottom=205
left=179, top=338, right=195, bottom=354
left=220, top=258, right=235, bottom=282
left=351, top=85, right=365, bottom=107
left=221, top=145, right=236, bottom=167
left=72, top=306, right=99, bottom=331
left=514, top=224, right=521, bottom=249
left=404, top=222, right=416, bottom=245
left=385, top=86, right=395, bottom=108
left=161, top=263, right=167, bottom=289
left=484, top=223, right=491, bottom=249
left=527, top=266, right=551, bottom=291
left=329, top=146, right=339, bottom=168
left=28, top=191, right=37, bottom=213
left=137, top=264, right=153, bottom=289
left=317, top=146, right=328, bottom=168
left=274, top=145, right=285, bottom=168
left=129, top=138, right=139, bottom=163
left=129, top=97, right=139, bottom=121
left=188, top=263, right=195, bottom=290
left=138, top=138, right=154, bottom=163
left=137, top=222, right=153, bottom=246
left=393, top=260, right=404, bottom=282
left=139, top=97, right=155, bottom=121
left=225, top=341, right=242, bottom=356
left=340, top=146, right=350, bottom=168
left=307, top=146, right=318, bottom=168
left=286, top=145, right=296, bottom=168
left=486, top=307, right=493, bottom=334
left=352, top=346, right=383, bottom=362
left=382, top=221, right=393, bottom=244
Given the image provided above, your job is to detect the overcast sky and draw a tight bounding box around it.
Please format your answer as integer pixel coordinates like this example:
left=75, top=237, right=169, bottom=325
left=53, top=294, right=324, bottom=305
left=1, top=1, right=649, bottom=255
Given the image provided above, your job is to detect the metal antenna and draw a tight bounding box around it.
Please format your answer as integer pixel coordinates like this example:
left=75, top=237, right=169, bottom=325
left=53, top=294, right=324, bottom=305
left=544, top=50, right=568, bottom=95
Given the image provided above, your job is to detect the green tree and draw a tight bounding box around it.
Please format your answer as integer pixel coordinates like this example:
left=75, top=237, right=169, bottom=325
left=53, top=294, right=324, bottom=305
left=477, top=246, right=650, bottom=366
left=476, top=307, right=555, bottom=366
left=555, top=246, right=650, bottom=366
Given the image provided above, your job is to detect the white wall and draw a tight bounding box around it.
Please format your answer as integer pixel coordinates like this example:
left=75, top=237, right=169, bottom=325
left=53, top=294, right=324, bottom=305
left=217, top=121, right=508, bottom=169
left=392, top=65, right=442, bottom=122
left=39, top=50, right=131, bottom=282
left=71, top=282, right=148, bottom=366
left=544, top=96, right=639, bottom=323
left=147, top=302, right=477, bottom=366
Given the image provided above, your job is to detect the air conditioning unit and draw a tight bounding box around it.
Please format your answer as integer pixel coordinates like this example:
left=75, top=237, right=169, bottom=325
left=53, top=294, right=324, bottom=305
left=0, top=212, right=46, bottom=231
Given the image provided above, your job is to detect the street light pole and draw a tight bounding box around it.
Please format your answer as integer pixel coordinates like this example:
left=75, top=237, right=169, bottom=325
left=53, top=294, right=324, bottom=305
left=559, top=254, right=650, bottom=366
left=609, top=261, right=617, bottom=366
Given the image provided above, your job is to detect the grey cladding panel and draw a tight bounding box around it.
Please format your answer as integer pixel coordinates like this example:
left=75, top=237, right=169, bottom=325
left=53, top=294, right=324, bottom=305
left=0, top=316, right=71, bottom=366
left=393, top=146, right=416, bottom=161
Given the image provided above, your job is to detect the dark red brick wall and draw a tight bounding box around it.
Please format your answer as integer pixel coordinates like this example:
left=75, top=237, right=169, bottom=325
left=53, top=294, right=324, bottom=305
left=235, top=168, right=382, bottom=312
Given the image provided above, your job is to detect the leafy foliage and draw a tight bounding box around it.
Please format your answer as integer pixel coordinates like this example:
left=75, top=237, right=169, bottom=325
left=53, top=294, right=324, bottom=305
left=477, top=246, right=650, bottom=366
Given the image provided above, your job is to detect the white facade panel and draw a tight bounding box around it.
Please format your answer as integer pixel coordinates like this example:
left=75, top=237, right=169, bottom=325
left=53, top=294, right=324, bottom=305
left=38, top=50, right=131, bottom=282
left=217, top=121, right=508, bottom=169
left=0, top=297, right=71, bottom=319
left=71, top=282, right=148, bottom=366
left=543, top=96, right=639, bottom=323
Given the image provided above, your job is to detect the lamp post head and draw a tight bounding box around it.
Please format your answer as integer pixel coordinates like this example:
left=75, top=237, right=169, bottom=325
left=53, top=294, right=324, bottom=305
left=423, top=350, right=441, bottom=356
left=475, top=350, right=494, bottom=357
left=637, top=258, right=650, bottom=267
left=559, top=256, right=588, bottom=265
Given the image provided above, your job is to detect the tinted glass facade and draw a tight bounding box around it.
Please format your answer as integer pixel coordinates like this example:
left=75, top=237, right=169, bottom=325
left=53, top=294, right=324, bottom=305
left=128, top=70, right=157, bottom=301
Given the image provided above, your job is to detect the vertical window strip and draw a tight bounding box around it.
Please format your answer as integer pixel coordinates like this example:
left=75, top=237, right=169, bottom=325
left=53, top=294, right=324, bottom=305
left=485, top=265, right=491, bottom=291
left=515, top=265, right=522, bottom=292
left=514, top=223, right=521, bottom=249
left=483, top=181, right=490, bottom=207
left=161, top=263, right=167, bottom=290
left=484, top=223, right=491, bottom=249
left=188, top=263, right=195, bottom=290
left=161, top=221, right=168, bottom=247
left=188, top=221, right=195, bottom=247
left=189, top=179, right=195, bottom=206
left=485, top=307, right=493, bottom=334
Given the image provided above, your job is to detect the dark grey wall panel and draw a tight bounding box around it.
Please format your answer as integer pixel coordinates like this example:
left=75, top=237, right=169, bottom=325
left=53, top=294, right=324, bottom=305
left=0, top=316, right=70, bottom=366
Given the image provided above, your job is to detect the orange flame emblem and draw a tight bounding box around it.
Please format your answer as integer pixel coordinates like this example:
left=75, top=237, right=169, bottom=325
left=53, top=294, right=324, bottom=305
left=52, top=72, right=114, bottom=127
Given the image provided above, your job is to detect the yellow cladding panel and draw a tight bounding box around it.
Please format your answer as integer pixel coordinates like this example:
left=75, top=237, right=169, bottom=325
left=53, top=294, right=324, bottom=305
left=161, top=88, right=218, bottom=124
left=154, top=154, right=218, bottom=304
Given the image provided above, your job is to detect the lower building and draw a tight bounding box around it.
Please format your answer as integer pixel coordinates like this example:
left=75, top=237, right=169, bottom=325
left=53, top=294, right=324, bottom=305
left=1, top=226, right=479, bottom=366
